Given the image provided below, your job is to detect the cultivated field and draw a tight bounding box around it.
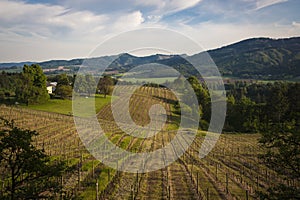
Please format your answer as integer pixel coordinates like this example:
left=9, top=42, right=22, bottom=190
left=0, top=86, right=297, bottom=199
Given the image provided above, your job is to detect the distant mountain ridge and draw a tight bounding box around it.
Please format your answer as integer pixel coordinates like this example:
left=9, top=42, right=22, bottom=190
left=1, top=37, right=299, bottom=79
left=206, top=37, right=300, bottom=79
left=0, top=62, right=35, bottom=68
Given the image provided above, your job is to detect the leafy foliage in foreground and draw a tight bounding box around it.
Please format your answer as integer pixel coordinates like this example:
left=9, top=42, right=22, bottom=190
left=0, top=118, right=73, bottom=199
left=259, top=124, right=300, bottom=199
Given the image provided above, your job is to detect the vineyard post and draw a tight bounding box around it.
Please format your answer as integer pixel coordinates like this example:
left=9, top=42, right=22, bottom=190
left=131, top=185, right=135, bottom=200
left=240, top=168, right=243, bottom=184
left=206, top=188, right=209, bottom=200
left=226, top=173, right=228, bottom=194
left=196, top=172, right=199, bottom=194
left=92, top=160, right=94, bottom=178
left=143, top=158, right=145, bottom=170
left=77, top=166, right=80, bottom=191
left=78, top=154, right=82, bottom=191
left=116, top=161, right=119, bottom=177
left=96, top=180, right=99, bottom=200
left=242, top=165, right=244, bottom=176
left=249, top=183, right=253, bottom=194
left=60, top=176, right=63, bottom=199
left=215, top=164, right=218, bottom=181
left=191, top=162, right=194, bottom=181
left=136, top=171, right=139, bottom=194
left=245, top=189, right=249, bottom=200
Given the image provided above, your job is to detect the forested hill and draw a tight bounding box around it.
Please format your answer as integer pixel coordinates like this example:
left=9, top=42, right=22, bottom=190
left=1, top=37, right=299, bottom=80
left=100, top=37, right=300, bottom=79
left=205, top=37, right=300, bottom=79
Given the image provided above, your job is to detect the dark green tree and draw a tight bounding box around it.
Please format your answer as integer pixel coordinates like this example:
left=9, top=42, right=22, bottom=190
left=56, top=85, right=73, bottom=99
left=85, top=74, right=96, bottom=96
left=0, top=118, right=71, bottom=199
left=55, top=74, right=72, bottom=99
left=266, top=82, right=289, bottom=123
left=98, top=76, right=113, bottom=98
left=73, top=75, right=88, bottom=94
left=0, top=72, right=21, bottom=103
left=15, top=64, right=49, bottom=105
left=73, top=74, right=97, bottom=96
left=57, top=73, right=70, bottom=86
left=187, top=76, right=211, bottom=124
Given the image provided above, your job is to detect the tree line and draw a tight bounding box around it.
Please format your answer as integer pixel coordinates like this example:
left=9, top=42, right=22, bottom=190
left=0, top=65, right=49, bottom=105
left=224, top=81, right=299, bottom=133
left=0, top=64, right=115, bottom=104
left=166, top=76, right=298, bottom=134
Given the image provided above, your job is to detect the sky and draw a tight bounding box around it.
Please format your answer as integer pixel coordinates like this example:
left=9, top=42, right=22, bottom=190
left=0, top=0, right=299, bottom=62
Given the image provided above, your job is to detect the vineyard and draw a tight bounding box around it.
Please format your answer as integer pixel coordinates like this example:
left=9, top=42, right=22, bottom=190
left=0, top=86, right=298, bottom=200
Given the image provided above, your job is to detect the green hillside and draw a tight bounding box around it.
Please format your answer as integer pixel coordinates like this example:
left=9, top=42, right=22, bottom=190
left=205, top=37, right=300, bottom=79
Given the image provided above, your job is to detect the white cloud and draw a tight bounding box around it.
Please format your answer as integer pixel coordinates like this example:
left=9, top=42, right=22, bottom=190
left=0, top=0, right=150, bottom=61
left=255, top=0, right=288, bottom=10
left=0, top=1, right=147, bottom=40
left=135, top=0, right=202, bottom=14
left=113, top=11, right=145, bottom=31
left=60, top=0, right=202, bottom=20
left=147, top=15, right=162, bottom=23
left=292, top=21, right=300, bottom=27
left=0, top=0, right=109, bottom=39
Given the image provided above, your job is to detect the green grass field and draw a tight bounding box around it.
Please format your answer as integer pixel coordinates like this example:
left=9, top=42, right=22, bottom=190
left=24, top=95, right=111, bottom=115
left=121, top=77, right=177, bottom=84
